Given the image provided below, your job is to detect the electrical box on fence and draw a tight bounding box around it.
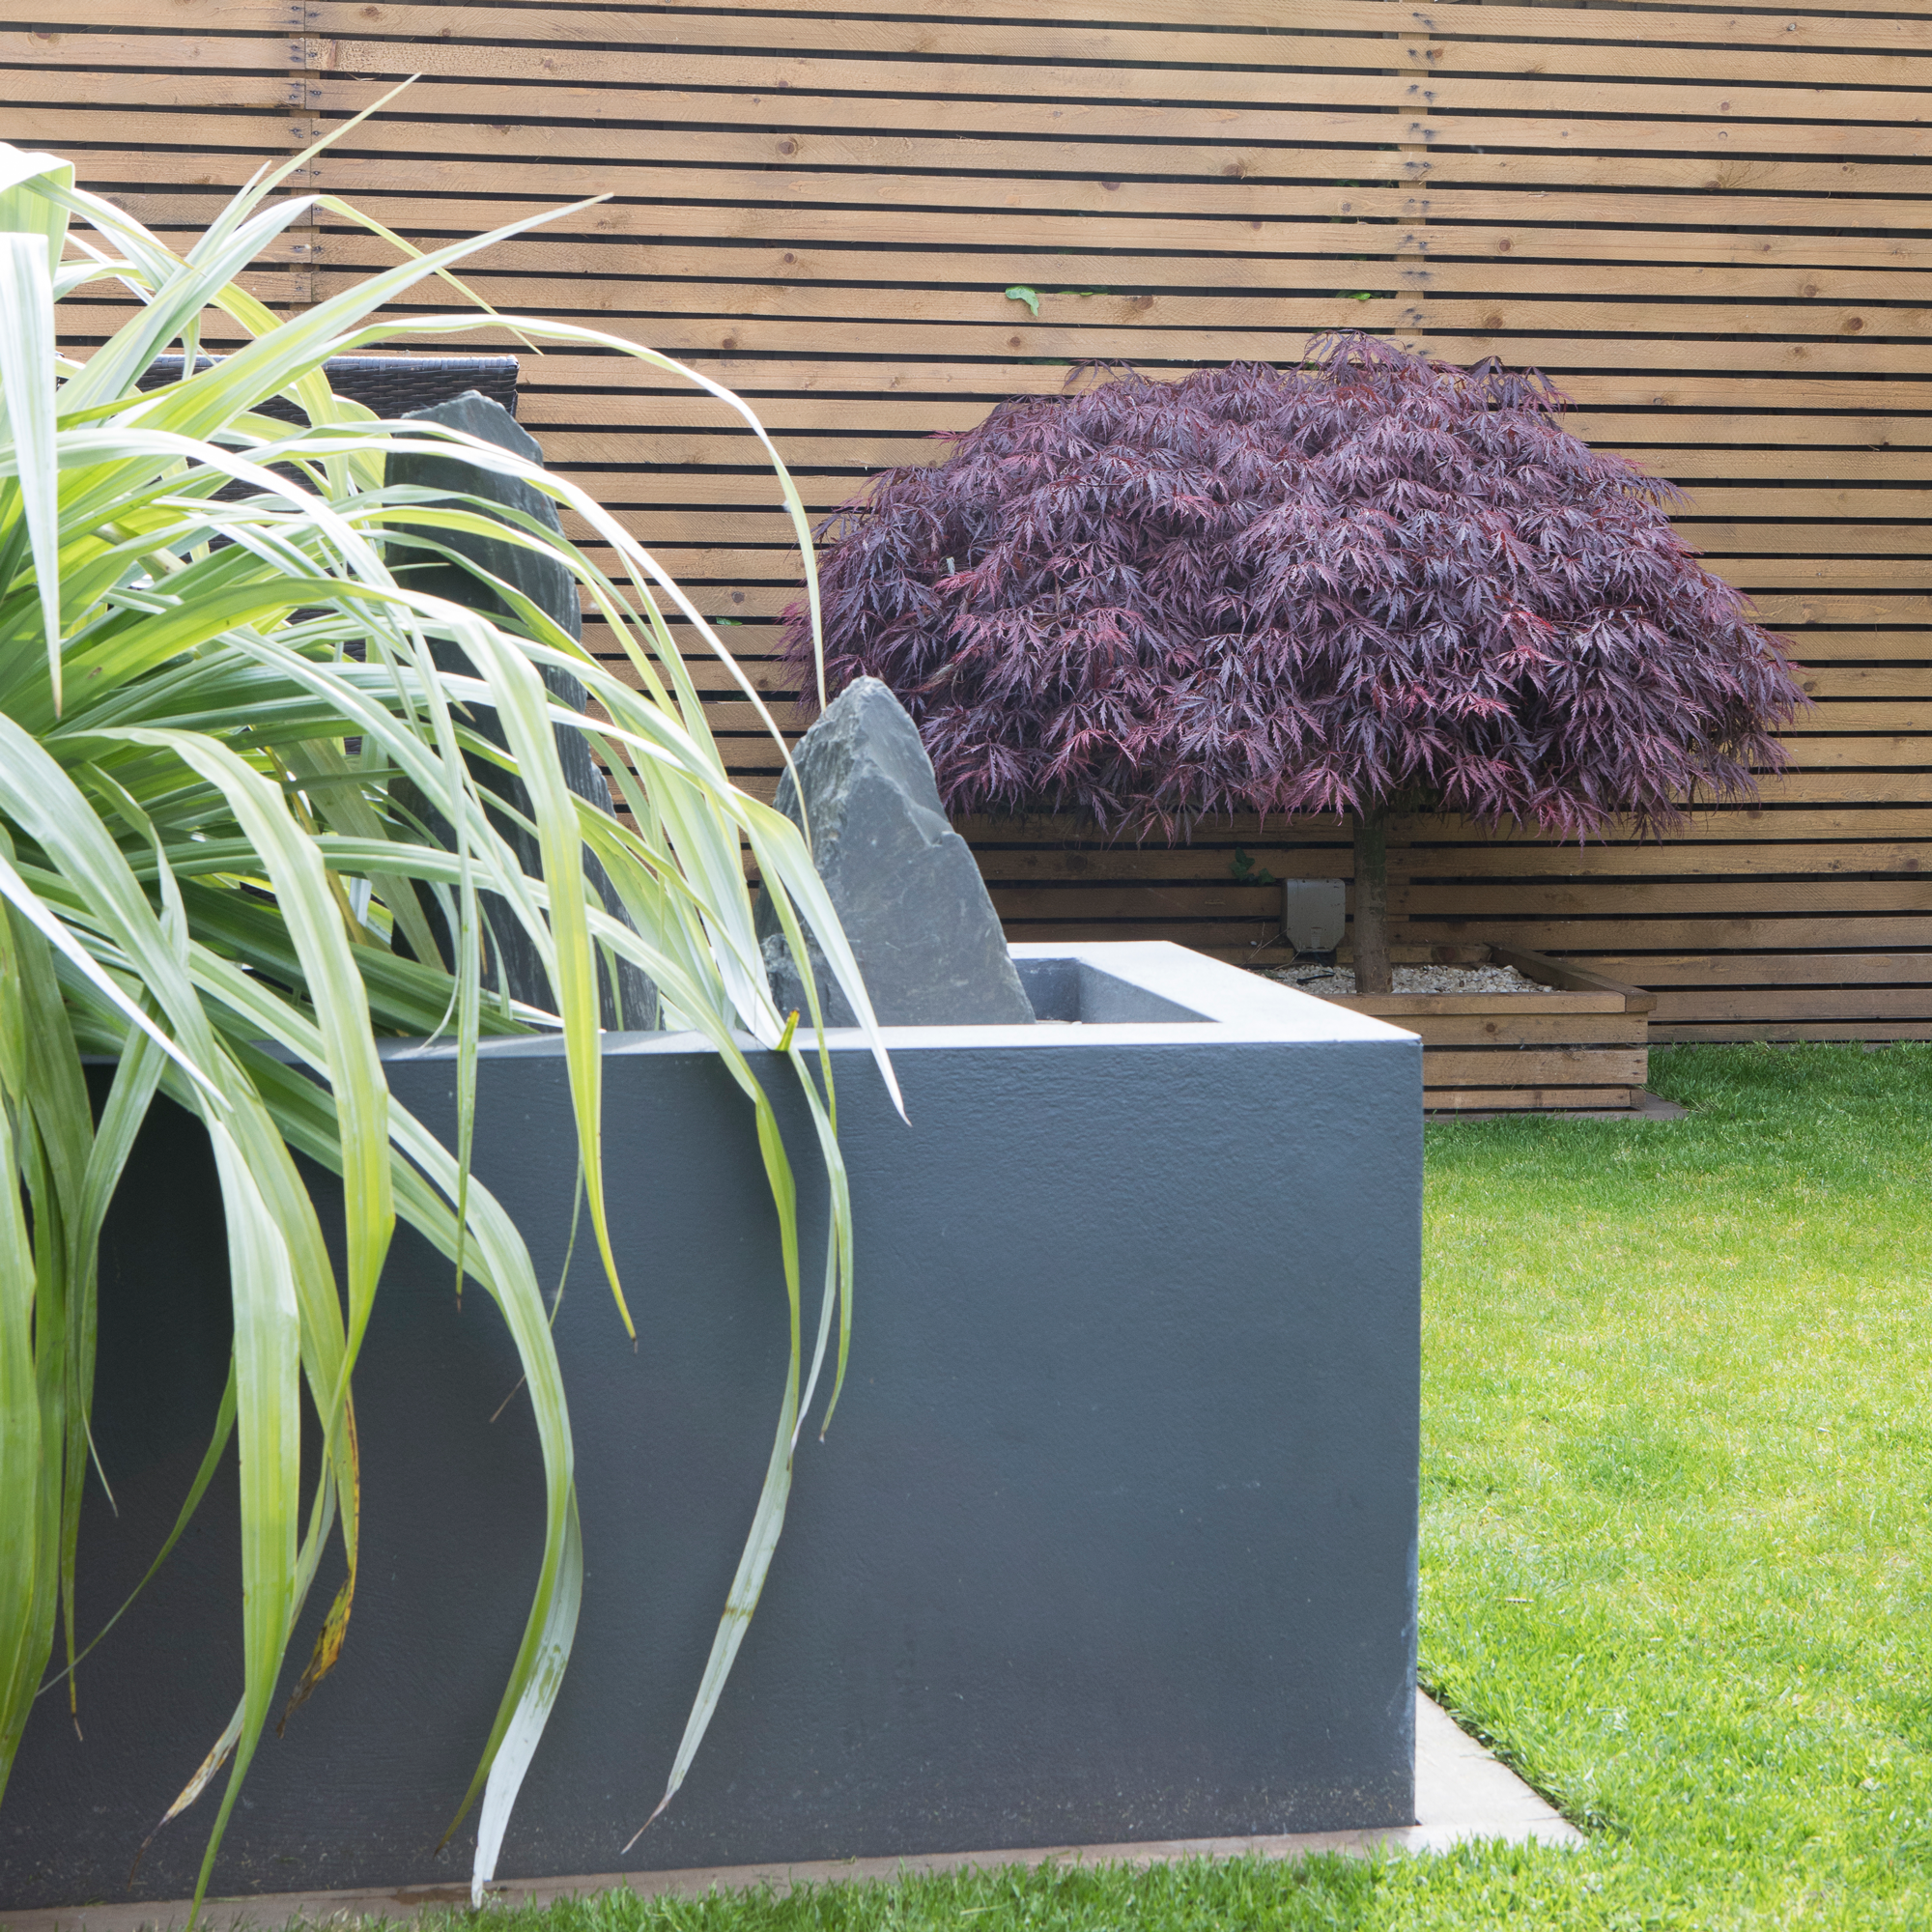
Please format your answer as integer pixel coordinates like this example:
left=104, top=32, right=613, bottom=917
left=1282, top=878, right=1347, bottom=958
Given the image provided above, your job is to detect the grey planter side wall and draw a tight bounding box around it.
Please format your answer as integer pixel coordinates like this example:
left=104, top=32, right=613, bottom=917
left=1, top=946, right=1421, bottom=1909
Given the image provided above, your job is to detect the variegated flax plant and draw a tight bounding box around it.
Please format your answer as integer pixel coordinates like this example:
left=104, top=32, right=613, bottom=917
left=786, top=341, right=1808, bottom=990
left=0, top=111, right=895, bottom=1918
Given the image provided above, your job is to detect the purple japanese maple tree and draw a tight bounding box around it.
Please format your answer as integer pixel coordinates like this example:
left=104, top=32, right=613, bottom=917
left=781, top=336, right=1806, bottom=991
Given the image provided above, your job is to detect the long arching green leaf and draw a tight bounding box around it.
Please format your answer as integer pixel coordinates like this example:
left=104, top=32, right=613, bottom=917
left=0, top=236, right=63, bottom=709
left=0, top=121, right=899, bottom=1918
left=0, top=1009, right=49, bottom=1800
left=185, top=1112, right=300, bottom=1903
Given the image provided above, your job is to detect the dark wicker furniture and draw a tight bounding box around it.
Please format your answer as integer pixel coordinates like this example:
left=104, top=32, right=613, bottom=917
left=135, top=353, right=520, bottom=422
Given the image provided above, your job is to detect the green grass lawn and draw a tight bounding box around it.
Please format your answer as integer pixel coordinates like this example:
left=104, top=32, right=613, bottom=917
left=442, top=1045, right=1932, bottom=1932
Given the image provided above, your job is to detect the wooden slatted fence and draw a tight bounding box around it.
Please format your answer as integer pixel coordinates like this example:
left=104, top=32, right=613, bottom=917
left=7, top=0, right=1928, bottom=1040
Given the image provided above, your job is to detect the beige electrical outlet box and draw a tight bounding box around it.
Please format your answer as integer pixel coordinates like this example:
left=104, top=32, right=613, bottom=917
left=1282, top=878, right=1347, bottom=954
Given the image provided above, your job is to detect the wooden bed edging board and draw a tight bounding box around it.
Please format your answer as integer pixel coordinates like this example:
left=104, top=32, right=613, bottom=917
left=1325, top=946, right=1653, bottom=1113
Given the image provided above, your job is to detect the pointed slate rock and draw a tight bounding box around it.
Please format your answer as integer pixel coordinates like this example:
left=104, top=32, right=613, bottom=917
left=755, top=678, right=1035, bottom=1027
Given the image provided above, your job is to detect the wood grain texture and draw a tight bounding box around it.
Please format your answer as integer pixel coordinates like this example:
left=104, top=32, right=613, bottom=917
left=1652, top=1021, right=1932, bottom=1040
left=16, top=0, right=1927, bottom=1041
left=14, top=0, right=1920, bottom=50
left=285, top=7, right=1932, bottom=92
left=308, top=0, right=1920, bottom=46
left=1416, top=1046, right=1652, bottom=1085
left=1423, top=1087, right=1636, bottom=1110
left=1338, top=1009, right=1641, bottom=1036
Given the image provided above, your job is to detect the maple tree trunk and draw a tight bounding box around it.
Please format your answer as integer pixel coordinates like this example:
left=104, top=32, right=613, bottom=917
left=1351, top=803, right=1394, bottom=995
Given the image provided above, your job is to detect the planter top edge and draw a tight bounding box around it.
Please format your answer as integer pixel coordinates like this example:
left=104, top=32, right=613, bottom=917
left=375, top=943, right=1418, bottom=1063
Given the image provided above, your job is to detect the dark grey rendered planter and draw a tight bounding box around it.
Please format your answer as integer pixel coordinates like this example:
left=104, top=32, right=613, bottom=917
left=2, top=944, right=1421, bottom=1909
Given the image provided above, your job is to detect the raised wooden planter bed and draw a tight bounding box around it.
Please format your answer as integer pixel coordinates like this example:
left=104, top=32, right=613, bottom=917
left=1328, top=946, right=1656, bottom=1114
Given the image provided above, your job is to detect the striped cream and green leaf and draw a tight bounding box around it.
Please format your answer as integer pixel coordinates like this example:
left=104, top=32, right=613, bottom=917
left=0, top=133, right=888, bottom=1918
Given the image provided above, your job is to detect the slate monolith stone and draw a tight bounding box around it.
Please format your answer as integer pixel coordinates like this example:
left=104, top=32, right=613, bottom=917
left=754, top=676, right=1034, bottom=1026
left=388, top=390, right=656, bottom=1028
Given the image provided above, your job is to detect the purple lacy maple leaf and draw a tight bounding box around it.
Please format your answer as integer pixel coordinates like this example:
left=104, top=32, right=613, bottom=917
left=781, top=336, right=1807, bottom=842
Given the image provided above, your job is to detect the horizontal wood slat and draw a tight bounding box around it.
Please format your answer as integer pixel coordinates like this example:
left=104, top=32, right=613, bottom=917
left=299, top=41, right=1932, bottom=132
left=28, top=61, right=1928, bottom=160
left=1596, top=951, right=1932, bottom=985
left=18, top=0, right=1929, bottom=1042
left=1416, top=1046, right=1651, bottom=1085
left=1367, top=1013, right=1641, bottom=1041
left=282, top=8, right=1932, bottom=91
left=8, top=0, right=1925, bottom=50
left=312, top=0, right=1926, bottom=44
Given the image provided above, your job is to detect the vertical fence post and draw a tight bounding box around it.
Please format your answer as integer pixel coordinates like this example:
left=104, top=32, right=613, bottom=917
left=284, top=1, right=321, bottom=312
left=1392, top=6, right=1430, bottom=353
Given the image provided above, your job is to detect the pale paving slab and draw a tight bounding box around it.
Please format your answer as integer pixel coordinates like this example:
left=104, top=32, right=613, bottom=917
left=4, top=1693, right=1579, bottom=1932
left=1408, top=1689, right=1584, bottom=1853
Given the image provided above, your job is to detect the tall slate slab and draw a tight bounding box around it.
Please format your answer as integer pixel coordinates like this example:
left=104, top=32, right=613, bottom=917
left=754, top=677, right=1034, bottom=1026
left=389, top=390, right=656, bottom=1028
